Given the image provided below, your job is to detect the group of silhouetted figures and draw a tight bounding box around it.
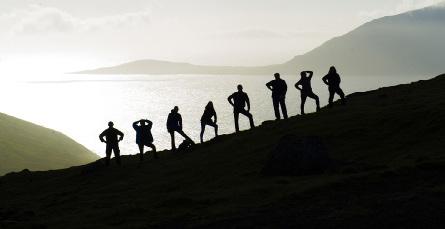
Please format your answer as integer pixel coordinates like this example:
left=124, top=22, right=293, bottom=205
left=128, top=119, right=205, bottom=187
left=99, top=66, right=346, bottom=165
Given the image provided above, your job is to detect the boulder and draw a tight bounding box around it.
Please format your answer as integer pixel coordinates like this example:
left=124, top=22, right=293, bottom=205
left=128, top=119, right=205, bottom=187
left=262, top=135, right=332, bottom=176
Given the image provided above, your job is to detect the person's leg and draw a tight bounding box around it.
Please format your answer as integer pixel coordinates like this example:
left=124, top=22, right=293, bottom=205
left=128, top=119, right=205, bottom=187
left=200, top=122, right=205, bottom=143
left=328, top=87, right=335, bottom=107
left=239, top=109, right=254, bottom=129
left=177, top=130, right=194, bottom=144
left=272, top=97, right=280, bottom=120
left=169, top=131, right=176, bottom=150
left=210, top=122, right=218, bottom=137
left=113, top=144, right=121, bottom=165
left=300, top=93, right=307, bottom=115
left=138, top=144, right=144, bottom=161
left=280, top=97, right=288, bottom=119
left=336, top=87, right=346, bottom=105
left=146, top=143, right=158, bottom=159
left=105, top=145, right=112, bottom=166
left=308, top=92, right=321, bottom=112
left=234, top=112, right=240, bottom=132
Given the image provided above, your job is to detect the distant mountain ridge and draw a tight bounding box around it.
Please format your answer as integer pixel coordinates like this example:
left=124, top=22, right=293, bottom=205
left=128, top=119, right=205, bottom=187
left=77, top=3, right=445, bottom=76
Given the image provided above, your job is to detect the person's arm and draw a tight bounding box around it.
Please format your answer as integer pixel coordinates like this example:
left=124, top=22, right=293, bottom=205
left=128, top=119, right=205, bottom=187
left=132, top=121, right=139, bottom=130
left=322, top=74, right=329, bottom=85
left=99, top=130, right=106, bottom=143
left=266, top=81, right=273, bottom=91
left=295, top=80, right=302, bottom=91
left=213, top=111, right=218, bottom=123
left=178, top=115, right=183, bottom=129
left=306, top=71, right=313, bottom=79
left=117, top=130, right=124, bottom=141
left=283, top=80, right=288, bottom=94
left=145, top=120, right=153, bottom=128
left=246, top=94, right=251, bottom=112
left=227, top=94, right=234, bottom=106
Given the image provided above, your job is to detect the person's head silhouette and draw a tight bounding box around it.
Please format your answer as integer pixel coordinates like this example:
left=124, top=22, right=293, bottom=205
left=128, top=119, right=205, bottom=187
left=274, top=73, right=280, bottom=80
left=140, top=119, right=146, bottom=126
left=173, top=106, right=179, bottom=113
left=237, top=84, right=243, bottom=92
left=300, top=71, right=306, bottom=78
left=108, top=121, right=114, bottom=128
left=206, top=101, right=214, bottom=110
left=329, top=66, right=337, bottom=74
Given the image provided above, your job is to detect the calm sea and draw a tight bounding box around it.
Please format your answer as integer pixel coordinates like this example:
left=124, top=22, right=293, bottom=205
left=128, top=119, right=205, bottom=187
left=0, top=74, right=430, bottom=157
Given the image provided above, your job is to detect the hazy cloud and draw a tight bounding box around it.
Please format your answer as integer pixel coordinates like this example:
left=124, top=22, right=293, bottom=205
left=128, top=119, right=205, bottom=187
left=0, top=4, right=151, bottom=35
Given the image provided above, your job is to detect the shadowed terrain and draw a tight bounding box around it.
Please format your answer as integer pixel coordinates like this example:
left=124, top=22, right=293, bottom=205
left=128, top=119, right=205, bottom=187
left=1, top=74, right=444, bottom=228
left=0, top=114, right=99, bottom=176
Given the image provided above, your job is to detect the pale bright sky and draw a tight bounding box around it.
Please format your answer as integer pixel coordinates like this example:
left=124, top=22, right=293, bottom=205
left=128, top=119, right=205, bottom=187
left=0, top=0, right=443, bottom=74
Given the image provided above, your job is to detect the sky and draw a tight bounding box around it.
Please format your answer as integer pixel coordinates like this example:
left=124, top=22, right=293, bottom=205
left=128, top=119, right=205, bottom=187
left=0, top=0, right=443, bottom=74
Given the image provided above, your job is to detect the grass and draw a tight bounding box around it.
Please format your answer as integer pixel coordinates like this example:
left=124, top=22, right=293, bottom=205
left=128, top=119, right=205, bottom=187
left=0, top=74, right=444, bottom=228
left=0, top=113, right=99, bottom=176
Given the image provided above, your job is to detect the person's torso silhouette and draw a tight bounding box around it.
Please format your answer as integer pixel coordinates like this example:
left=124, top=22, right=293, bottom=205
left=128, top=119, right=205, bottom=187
left=229, top=91, right=249, bottom=111
left=133, top=121, right=153, bottom=144
left=100, top=127, right=124, bottom=145
left=201, top=106, right=216, bottom=122
left=323, top=72, right=341, bottom=87
left=297, top=75, right=313, bottom=93
left=266, top=78, right=287, bottom=98
left=167, top=111, right=182, bottom=132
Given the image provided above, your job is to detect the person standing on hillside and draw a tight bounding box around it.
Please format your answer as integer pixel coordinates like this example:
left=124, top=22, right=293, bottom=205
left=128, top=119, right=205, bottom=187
left=133, top=119, right=157, bottom=161
left=266, top=73, right=288, bottom=120
left=322, top=66, right=346, bottom=107
left=167, top=106, right=195, bottom=151
left=99, top=121, right=124, bottom=166
left=228, top=84, right=255, bottom=132
left=200, top=101, right=218, bottom=143
left=295, top=71, right=320, bottom=115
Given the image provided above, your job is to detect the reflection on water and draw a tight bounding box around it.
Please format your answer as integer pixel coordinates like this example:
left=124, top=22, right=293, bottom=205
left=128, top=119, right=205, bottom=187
left=0, top=74, right=431, bottom=156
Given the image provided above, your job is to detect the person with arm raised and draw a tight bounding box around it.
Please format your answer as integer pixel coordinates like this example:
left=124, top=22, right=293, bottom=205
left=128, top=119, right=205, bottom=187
left=133, top=119, right=157, bottom=161
left=295, top=71, right=320, bottom=115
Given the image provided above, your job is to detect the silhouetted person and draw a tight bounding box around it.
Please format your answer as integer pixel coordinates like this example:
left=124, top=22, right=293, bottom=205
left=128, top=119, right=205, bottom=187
left=167, top=106, right=194, bottom=151
left=228, top=85, right=255, bottom=132
left=99, top=121, right=124, bottom=166
left=133, top=119, right=157, bottom=161
left=322, top=66, right=346, bottom=107
left=295, top=71, right=320, bottom=115
left=266, top=73, right=288, bottom=120
left=200, top=101, right=218, bottom=143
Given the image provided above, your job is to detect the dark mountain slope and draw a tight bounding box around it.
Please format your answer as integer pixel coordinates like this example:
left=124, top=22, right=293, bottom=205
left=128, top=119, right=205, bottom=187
left=0, top=74, right=444, bottom=228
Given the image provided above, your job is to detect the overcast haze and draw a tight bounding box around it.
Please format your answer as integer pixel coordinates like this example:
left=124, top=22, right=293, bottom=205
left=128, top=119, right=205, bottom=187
left=0, top=0, right=443, bottom=74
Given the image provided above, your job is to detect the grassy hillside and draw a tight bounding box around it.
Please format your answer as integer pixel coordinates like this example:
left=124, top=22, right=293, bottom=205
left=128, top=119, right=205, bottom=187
left=1, top=75, right=444, bottom=228
left=0, top=113, right=99, bottom=175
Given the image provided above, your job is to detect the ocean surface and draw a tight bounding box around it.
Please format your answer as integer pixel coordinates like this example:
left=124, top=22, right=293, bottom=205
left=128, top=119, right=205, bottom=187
left=0, top=73, right=431, bottom=157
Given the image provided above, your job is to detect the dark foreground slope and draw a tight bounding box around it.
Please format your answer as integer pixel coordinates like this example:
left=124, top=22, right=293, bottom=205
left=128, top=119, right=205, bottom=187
left=0, top=114, right=99, bottom=175
left=1, top=75, right=445, bottom=228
